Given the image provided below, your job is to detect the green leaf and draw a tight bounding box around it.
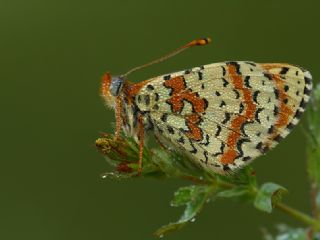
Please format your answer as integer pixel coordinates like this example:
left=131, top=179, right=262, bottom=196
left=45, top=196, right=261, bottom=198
left=261, top=227, right=275, bottom=240
left=275, top=229, right=306, bottom=240
left=154, top=185, right=214, bottom=237
left=261, top=225, right=308, bottom=240
left=275, top=224, right=307, bottom=240
left=254, top=182, right=287, bottom=213
left=100, top=171, right=135, bottom=180
left=217, top=187, right=248, bottom=198
left=171, top=186, right=196, bottom=207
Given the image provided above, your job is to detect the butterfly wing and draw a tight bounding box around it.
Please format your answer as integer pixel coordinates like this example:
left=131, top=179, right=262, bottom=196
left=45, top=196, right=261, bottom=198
left=134, top=61, right=312, bottom=174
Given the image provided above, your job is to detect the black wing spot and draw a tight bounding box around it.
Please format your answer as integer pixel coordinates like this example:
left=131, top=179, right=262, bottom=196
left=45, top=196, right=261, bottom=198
left=274, top=89, right=280, bottom=99
left=163, top=75, right=171, bottom=80
left=137, top=95, right=142, bottom=103
left=283, top=98, right=288, bottom=104
left=167, top=126, right=175, bottom=134
left=203, top=98, right=209, bottom=111
left=273, top=134, right=283, bottom=142
left=222, top=78, right=229, bottom=87
left=295, top=91, right=300, bottom=96
left=221, top=112, right=231, bottom=124
left=221, top=66, right=226, bottom=76
left=304, top=86, right=312, bottom=96
left=255, top=108, right=264, bottom=124
left=215, top=125, right=222, bottom=137
left=236, top=138, right=250, bottom=159
left=305, top=76, right=312, bottom=85
left=201, top=83, right=205, bottom=89
left=200, top=134, right=210, bottom=146
left=245, top=61, right=257, bottom=66
left=184, top=69, right=191, bottom=74
left=286, top=122, right=296, bottom=130
left=154, top=92, right=160, bottom=101
left=189, top=140, right=197, bottom=154
left=233, top=89, right=240, bottom=99
left=177, top=136, right=185, bottom=144
left=203, top=151, right=209, bottom=164
left=239, top=103, right=244, bottom=114
left=299, top=99, right=307, bottom=109
left=294, top=110, right=303, bottom=119
left=144, top=95, right=150, bottom=105
left=226, top=61, right=241, bottom=74
left=223, top=165, right=231, bottom=171
left=153, top=104, right=159, bottom=110
left=219, top=100, right=226, bottom=108
left=240, top=121, right=250, bottom=137
left=146, top=84, right=154, bottom=91
left=198, top=71, right=203, bottom=80
left=215, top=91, right=221, bottom=96
left=213, top=142, right=225, bottom=157
left=280, top=67, right=289, bottom=74
left=284, top=85, right=289, bottom=92
left=256, top=142, right=267, bottom=154
left=244, top=76, right=252, bottom=88
left=161, top=113, right=168, bottom=122
left=267, top=125, right=274, bottom=134
left=273, top=105, right=279, bottom=116
left=264, top=73, right=273, bottom=80
left=253, top=90, right=260, bottom=104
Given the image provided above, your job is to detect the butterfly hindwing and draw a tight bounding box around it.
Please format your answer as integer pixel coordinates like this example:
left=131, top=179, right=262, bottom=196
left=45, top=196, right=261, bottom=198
left=134, top=61, right=312, bottom=174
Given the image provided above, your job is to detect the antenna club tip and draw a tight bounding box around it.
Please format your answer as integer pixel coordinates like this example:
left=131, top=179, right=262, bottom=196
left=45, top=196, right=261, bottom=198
left=206, top=37, right=212, bottom=43
left=197, top=37, right=211, bottom=45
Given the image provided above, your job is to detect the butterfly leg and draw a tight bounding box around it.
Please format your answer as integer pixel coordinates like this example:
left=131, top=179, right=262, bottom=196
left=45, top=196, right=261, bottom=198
left=137, top=113, right=145, bottom=175
left=114, top=96, right=122, bottom=140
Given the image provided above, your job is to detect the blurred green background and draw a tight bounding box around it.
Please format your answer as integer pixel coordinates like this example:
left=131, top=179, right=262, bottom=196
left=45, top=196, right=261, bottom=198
left=1, top=0, right=319, bottom=239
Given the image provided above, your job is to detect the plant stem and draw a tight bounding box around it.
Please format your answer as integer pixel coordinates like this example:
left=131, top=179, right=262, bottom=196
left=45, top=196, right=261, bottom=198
left=275, top=202, right=320, bottom=230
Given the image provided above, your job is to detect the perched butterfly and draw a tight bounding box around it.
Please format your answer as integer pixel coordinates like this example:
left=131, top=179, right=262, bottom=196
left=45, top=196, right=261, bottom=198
left=101, top=38, right=312, bottom=175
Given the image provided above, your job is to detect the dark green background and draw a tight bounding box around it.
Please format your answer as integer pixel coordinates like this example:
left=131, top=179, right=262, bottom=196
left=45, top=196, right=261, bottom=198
left=1, top=0, right=319, bottom=239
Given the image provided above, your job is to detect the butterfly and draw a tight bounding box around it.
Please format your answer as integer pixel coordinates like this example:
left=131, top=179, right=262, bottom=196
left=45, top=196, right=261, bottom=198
left=100, top=38, right=312, bottom=175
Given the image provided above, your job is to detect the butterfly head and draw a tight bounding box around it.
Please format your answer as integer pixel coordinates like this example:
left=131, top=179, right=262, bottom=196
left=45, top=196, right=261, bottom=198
left=101, top=73, right=126, bottom=107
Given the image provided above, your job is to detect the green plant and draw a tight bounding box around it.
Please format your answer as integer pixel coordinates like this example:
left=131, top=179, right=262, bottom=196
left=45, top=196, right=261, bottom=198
left=96, top=83, right=320, bottom=239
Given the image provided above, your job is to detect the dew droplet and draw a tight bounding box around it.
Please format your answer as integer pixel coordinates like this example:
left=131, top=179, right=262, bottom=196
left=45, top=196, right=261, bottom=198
left=190, top=218, right=196, bottom=222
left=159, top=234, right=164, bottom=238
left=100, top=173, right=107, bottom=179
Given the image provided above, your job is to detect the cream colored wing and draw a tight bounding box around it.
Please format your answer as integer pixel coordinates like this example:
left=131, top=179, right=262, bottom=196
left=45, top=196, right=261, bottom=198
left=135, top=61, right=312, bottom=174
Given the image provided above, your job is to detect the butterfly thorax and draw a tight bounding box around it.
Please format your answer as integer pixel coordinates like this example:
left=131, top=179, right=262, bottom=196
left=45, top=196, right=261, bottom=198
left=101, top=73, right=154, bottom=139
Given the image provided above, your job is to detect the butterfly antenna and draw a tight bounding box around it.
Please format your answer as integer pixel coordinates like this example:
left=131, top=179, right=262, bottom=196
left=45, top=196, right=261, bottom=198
left=122, top=37, right=211, bottom=77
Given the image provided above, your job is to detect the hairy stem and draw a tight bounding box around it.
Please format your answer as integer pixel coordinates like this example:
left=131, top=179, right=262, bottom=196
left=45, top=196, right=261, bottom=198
left=275, top=202, right=320, bottom=230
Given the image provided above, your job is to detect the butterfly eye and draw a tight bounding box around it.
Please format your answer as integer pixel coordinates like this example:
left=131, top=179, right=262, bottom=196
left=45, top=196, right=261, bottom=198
left=110, top=76, right=124, bottom=96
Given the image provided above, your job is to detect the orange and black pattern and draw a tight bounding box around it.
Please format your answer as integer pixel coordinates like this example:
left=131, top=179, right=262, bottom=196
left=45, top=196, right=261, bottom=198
left=101, top=61, right=312, bottom=174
